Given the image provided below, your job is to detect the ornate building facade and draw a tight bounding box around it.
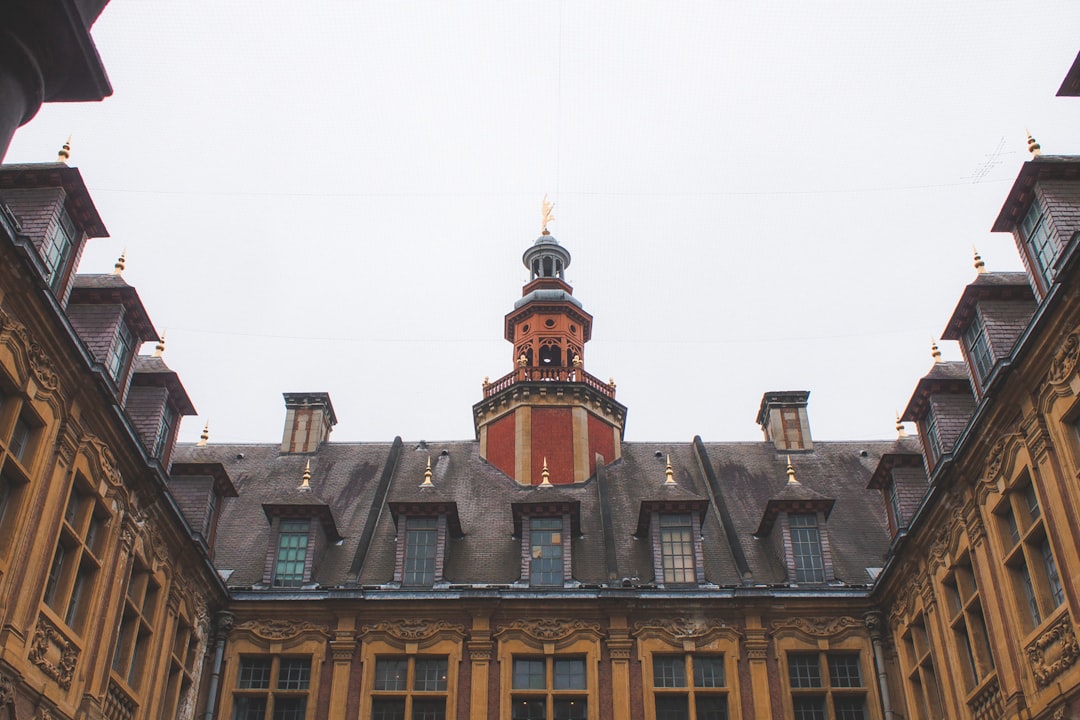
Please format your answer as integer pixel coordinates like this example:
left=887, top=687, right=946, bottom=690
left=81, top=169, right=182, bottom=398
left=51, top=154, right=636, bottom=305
left=2, top=26, right=1080, bottom=720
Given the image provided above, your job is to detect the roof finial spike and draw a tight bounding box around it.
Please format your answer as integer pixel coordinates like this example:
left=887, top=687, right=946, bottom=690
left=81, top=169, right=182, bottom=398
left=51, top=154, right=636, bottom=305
left=113, top=248, right=126, bottom=275
left=196, top=421, right=209, bottom=447
left=973, top=245, right=986, bottom=273
left=299, top=459, right=312, bottom=490
left=153, top=332, right=166, bottom=357
left=57, top=135, right=71, bottom=163
left=895, top=412, right=907, bottom=438
left=420, top=456, right=434, bottom=487
left=664, top=455, right=676, bottom=485
left=541, top=194, right=555, bottom=235
left=539, top=457, right=552, bottom=486
left=1026, top=129, right=1042, bottom=157
left=931, top=339, right=943, bottom=364
left=786, top=455, right=799, bottom=485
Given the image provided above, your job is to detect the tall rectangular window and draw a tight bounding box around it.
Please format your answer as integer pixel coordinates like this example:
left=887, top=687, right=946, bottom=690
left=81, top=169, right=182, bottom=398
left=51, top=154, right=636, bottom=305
left=901, top=616, right=945, bottom=720
left=886, top=480, right=903, bottom=532
left=371, top=656, right=448, bottom=720
left=111, top=560, right=160, bottom=692
left=105, top=321, right=136, bottom=383
left=789, top=513, right=825, bottom=583
left=940, top=555, right=995, bottom=691
left=40, top=211, right=75, bottom=290
left=153, top=402, right=177, bottom=459
left=962, top=312, right=994, bottom=382
left=404, top=517, right=438, bottom=586
left=273, top=520, right=310, bottom=588
left=232, top=656, right=311, bottom=720
left=923, top=410, right=943, bottom=462
left=511, top=656, right=586, bottom=720
left=529, top=517, right=563, bottom=586
left=659, top=513, right=696, bottom=584
left=787, top=652, right=867, bottom=720
left=44, top=477, right=106, bottom=634
left=1020, top=200, right=1061, bottom=289
left=651, top=655, right=727, bottom=720
left=997, top=475, right=1064, bottom=633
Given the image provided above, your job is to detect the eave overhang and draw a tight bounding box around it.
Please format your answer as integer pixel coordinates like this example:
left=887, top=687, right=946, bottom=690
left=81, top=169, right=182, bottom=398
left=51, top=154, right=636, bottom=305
left=941, top=273, right=1034, bottom=339
left=992, top=156, right=1080, bottom=233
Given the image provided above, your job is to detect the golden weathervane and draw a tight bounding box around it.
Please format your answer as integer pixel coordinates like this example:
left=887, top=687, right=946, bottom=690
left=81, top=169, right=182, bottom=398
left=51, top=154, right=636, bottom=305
left=541, top=194, right=555, bottom=235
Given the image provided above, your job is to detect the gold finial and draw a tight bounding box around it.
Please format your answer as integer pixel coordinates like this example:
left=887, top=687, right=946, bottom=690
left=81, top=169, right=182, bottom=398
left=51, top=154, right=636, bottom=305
left=196, top=421, right=209, bottom=447
left=931, top=339, right=942, bottom=363
left=539, top=458, right=552, bottom=486
left=572, top=354, right=582, bottom=367
left=299, top=459, right=312, bottom=490
left=112, top=249, right=126, bottom=275
left=57, top=135, right=71, bottom=163
left=420, top=456, right=434, bottom=487
left=895, top=412, right=907, bottom=438
left=664, top=455, right=676, bottom=485
left=541, top=194, right=555, bottom=235
left=786, top=455, right=799, bottom=485
left=1026, top=130, right=1042, bottom=157
left=973, top=246, right=985, bottom=273
left=153, top=332, right=166, bottom=357
left=518, top=354, right=528, bottom=367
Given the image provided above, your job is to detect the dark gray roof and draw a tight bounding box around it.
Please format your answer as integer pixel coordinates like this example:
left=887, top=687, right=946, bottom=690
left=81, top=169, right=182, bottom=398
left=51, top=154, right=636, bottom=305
left=174, top=433, right=912, bottom=592
left=941, top=272, right=1035, bottom=339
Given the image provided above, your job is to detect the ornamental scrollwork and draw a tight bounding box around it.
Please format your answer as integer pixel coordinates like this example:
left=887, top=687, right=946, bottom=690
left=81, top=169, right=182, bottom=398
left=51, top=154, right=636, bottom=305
left=495, top=618, right=601, bottom=643
left=1027, top=614, right=1080, bottom=686
left=29, top=615, right=79, bottom=690
left=0, top=307, right=60, bottom=393
left=633, top=617, right=725, bottom=640
left=1048, top=328, right=1080, bottom=386
left=234, top=618, right=331, bottom=642
left=0, top=670, right=14, bottom=705
left=769, top=616, right=862, bottom=638
left=81, top=435, right=123, bottom=488
left=363, top=619, right=465, bottom=642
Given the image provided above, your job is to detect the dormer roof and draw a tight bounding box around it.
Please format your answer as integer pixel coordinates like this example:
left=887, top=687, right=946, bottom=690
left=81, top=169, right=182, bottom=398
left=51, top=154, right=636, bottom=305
left=992, top=155, right=1080, bottom=233
left=69, top=274, right=157, bottom=340
left=901, top=361, right=972, bottom=422
left=0, top=163, right=108, bottom=237
left=941, top=272, right=1034, bottom=339
left=131, top=355, right=197, bottom=415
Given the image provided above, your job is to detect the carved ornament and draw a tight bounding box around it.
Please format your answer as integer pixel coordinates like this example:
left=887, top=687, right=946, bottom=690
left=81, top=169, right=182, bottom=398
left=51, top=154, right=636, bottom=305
left=770, top=616, right=862, bottom=638
left=29, top=615, right=79, bottom=690
left=1048, top=327, right=1080, bottom=386
left=495, top=619, right=601, bottom=643
left=0, top=671, right=14, bottom=705
left=363, top=619, right=465, bottom=643
left=234, top=618, right=329, bottom=642
left=1027, top=614, right=1080, bottom=687
left=632, top=617, right=736, bottom=644
left=0, top=307, right=60, bottom=394
left=80, top=435, right=123, bottom=488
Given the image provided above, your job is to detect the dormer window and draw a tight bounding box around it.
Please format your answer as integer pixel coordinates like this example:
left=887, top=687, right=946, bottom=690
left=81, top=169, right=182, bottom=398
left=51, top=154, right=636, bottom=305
left=529, top=517, right=565, bottom=586
left=389, top=503, right=462, bottom=588
left=962, top=311, right=993, bottom=382
left=105, top=321, right=136, bottom=383
left=1019, top=199, right=1060, bottom=288
left=788, top=513, right=826, bottom=583
left=923, top=409, right=943, bottom=463
left=40, top=210, right=75, bottom=291
left=403, top=516, right=438, bottom=586
left=272, top=519, right=311, bottom=588
left=152, top=403, right=177, bottom=459
left=658, top=513, right=696, bottom=584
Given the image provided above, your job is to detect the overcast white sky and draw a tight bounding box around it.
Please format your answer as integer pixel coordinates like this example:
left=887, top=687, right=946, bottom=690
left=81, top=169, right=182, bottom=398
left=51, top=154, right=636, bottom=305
left=6, top=2, right=1080, bottom=445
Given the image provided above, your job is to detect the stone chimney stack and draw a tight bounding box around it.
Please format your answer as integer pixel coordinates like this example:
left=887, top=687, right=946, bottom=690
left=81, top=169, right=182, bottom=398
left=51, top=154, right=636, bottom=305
left=756, top=391, right=813, bottom=452
left=281, top=392, right=337, bottom=454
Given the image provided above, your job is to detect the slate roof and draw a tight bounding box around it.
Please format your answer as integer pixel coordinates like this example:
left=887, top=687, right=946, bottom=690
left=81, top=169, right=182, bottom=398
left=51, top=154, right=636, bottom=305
left=941, top=272, right=1035, bottom=339
left=173, top=434, right=921, bottom=592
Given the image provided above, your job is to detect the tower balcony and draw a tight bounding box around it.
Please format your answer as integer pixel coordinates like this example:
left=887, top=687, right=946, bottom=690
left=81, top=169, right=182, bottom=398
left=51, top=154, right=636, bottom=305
left=483, top=366, right=616, bottom=399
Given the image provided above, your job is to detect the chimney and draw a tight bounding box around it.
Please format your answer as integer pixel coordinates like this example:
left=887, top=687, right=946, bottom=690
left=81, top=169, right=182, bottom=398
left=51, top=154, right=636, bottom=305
left=756, top=391, right=813, bottom=452
left=281, top=392, right=337, bottom=453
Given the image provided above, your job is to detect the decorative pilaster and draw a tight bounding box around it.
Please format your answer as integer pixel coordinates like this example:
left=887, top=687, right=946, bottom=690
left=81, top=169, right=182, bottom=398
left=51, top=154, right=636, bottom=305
left=744, top=615, right=771, bottom=718
left=468, top=614, right=494, bottom=719
left=606, top=616, right=633, bottom=720
left=328, top=617, right=357, bottom=713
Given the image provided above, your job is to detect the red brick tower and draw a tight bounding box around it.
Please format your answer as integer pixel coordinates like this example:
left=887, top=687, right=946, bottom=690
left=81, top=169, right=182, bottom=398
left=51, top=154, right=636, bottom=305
left=473, top=227, right=627, bottom=485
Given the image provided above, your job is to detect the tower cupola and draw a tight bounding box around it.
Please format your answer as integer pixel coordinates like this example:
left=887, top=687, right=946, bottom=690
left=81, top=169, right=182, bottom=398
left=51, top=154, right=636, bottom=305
left=473, top=202, right=627, bottom=486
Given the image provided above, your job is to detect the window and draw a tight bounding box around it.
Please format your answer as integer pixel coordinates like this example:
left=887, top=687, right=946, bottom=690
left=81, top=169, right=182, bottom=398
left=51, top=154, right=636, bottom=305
left=900, top=616, right=945, bottom=720
left=787, top=652, right=867, bottom=720
left=153, top=402, right=177, bottom=459
left=403, top=517, right=438, bottom=586
left=1, top=387, right=38, bottom=469
left=886, top=480, right=902, bottom=532
left=232, top=656, right=311, bottom=720
left=996, top=476, right=1064, bottom=631
left=105, top=321, right=136, bottom=384
left=371, top=656, right=448, bottom=720
left=529, top=517, right=564, bottom=586
left=272, top=520, right=311, bottom=588
left=659, top=514, right=696, bottom=585
left=111, top=558, right=160, bottom=692
left=1019, top=200, right=1061, bottom=289
left=511, top=656, right=587, bottom=719
left=789, top=513, right=825, bottom=583
left=962, top=311, right=993, bottom=382
left=940, top=555, right=995, bottom=690
left=923, top=410, right=943, bottom=462
left=40, top=210, right=75, bottom=290
left=651, top=655, right=727, bottom=720
left=44, top=476, right=106, bottom=633
left=160, top=604, right=199, bottom=720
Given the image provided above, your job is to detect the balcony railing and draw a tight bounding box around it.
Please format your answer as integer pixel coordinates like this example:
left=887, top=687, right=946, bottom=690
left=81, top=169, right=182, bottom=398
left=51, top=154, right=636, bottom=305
left=483, top=366, right=616, bottom=399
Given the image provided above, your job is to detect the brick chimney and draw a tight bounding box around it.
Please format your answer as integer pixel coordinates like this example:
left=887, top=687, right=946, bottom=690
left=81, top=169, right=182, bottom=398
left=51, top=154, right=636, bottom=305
left=756, top=391, right=813, bottom=452
left=281, top=392, right=337, bottom=453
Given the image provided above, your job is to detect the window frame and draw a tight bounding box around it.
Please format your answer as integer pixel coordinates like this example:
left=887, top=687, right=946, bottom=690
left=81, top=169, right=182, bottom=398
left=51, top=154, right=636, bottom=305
left=937, top=551, right=996, bottom=694
left=40, top=209, right=76, bottom=291
left=782, top=649, right=873, bottom=720
left=231, top=655, right=312, bottom=720
left=105, top=319, right=137, bottom=384
left=359, top=624, right=464, bottom=720
left=523, top=515, right=569, bottom=587
left=636, top=624, right=742, bottom=720
left=787, top=512, right=827, bottom=584
left=1018, top=198, right=1061, bottom=291
left=961, top=310, right=994, bottom=384
left=657, top=513, right=697, bottom=586
left=898, top=612, right=946, bottom=720
left=271, top=518, right=313, bottom=588
left=496, top=623, right=601, bottom=720
left=510, top=655, right=588, bottom=720
left=401, top=515, right=441, bottom=587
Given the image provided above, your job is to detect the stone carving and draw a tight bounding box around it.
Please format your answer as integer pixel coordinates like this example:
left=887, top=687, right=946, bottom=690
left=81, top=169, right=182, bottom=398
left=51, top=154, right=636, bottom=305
left=0, top=307, right=60, bottom=393
left=1052, top=703, right=1068, bottom=720
left=770, top=616, right=862, bottom=638
left=0, top=670, right=14, bottom=705
left=495, top=618, right=601, bottom=642
left=633, top=617, right=722, bottom=639
left=1027, top=614, right=1080, bottom=686
left=234, top=618, right=329, bottom=642
left=364, top=619, right=466, bottom=642
left=1048, top=328, right=1080, bottom=386
left=82, top=435, right=123, bottom=488
left=29, top=615, right=79, bottom=690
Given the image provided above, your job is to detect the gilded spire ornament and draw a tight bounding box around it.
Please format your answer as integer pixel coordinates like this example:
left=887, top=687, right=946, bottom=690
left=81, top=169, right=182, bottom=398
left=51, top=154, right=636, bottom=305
left=664, top=455, right=676, bottom=485
left=786, top=455, right=799, bottom=485
left=113, top=249, right=126, bottom=275
left=420, top=456, right=434, bottom=488
left=540, top=458, right=552, bottom=486
left=196, top=421, right=209, bottom=447
left=299, top=459, right=312, bottom=490
left=57, top=136, right=71, bottom=163
left=541, top=194, right=555, bottom=235
left=153, top=333, right=166, bottom=357
left=895, top=412, right=907, bottom=438
left=931, top=339, right=942, bottom=363
left=1027, top=130, right=1042, bottom=157
left=973, top=246, right=985, bottom=273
